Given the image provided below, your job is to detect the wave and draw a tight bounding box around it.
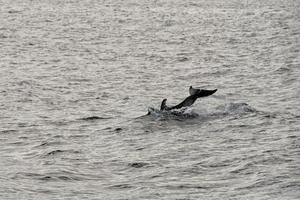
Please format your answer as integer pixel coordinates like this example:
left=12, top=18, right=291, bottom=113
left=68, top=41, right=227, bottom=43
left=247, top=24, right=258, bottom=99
left=78, top=116, right=112, bottom=121
left=147, top=107, right=199, bottom=121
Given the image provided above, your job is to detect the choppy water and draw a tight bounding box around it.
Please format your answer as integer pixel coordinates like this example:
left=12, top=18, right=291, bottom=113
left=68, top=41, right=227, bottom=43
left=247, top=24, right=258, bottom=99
left=0, top=0, right=299, bottom=199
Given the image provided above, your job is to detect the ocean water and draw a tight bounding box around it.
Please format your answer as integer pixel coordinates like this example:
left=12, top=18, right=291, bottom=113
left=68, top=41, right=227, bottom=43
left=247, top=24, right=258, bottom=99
left=0, top=0, right=299, bottom=199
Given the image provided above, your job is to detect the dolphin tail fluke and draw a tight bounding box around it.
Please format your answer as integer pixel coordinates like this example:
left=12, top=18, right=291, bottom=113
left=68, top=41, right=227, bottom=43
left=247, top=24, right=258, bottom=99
left=189, top=86, right=199, bottom=95
left=196, top=89, right=217, bottom=98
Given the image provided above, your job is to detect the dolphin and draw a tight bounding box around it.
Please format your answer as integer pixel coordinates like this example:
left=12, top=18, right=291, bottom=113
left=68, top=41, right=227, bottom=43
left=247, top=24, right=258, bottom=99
left=161, top=87, right=217, bottom=111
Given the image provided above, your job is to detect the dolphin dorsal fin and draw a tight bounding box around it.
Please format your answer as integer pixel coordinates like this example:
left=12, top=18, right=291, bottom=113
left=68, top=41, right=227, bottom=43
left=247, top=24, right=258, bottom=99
left=160, top=99, right=168, bottom=111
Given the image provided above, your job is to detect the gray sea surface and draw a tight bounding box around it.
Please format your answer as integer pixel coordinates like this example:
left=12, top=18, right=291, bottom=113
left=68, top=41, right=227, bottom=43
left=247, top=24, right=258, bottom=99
left=0, top=0, right=299, bottom=199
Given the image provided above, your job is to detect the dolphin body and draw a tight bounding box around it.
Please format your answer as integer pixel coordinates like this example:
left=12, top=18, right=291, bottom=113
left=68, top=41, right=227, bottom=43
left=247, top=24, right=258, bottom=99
left=160, top=86, right=217, bottom=111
